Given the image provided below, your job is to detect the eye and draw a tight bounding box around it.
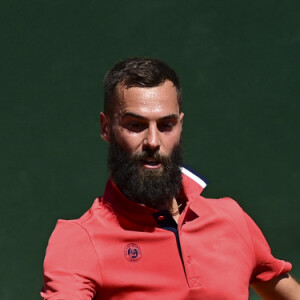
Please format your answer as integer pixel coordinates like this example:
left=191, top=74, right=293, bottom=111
left=125, top=122, right=146, bottom=133
left=158, top=122, right=175, bottom=132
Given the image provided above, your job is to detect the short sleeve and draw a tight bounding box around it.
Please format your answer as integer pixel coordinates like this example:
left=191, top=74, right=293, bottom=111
left=41, top=220, right=102, bottom=300
left=243, top=212, right=292, bottom=283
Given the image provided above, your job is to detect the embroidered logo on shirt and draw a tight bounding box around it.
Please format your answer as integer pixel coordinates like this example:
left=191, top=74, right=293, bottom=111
left=124, top=243, right=142, bottom=262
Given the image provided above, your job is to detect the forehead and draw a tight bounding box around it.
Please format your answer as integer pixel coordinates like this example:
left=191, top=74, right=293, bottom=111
left=114, top=80, right=180, bottom=118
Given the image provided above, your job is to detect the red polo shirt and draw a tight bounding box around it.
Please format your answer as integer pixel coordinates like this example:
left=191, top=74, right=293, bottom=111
left=41, top=168, right=292, bottom=299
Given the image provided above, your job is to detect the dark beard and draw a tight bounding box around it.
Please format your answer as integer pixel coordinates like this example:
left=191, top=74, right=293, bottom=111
left=107, top=137, right=183, bottom=210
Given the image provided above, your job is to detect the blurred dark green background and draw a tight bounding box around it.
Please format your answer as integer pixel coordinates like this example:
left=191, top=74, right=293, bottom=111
left=0, top=1, right=299, bottom=299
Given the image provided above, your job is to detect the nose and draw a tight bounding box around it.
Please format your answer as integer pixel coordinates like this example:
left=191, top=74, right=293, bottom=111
left=143, top=124, right=160, bottom=151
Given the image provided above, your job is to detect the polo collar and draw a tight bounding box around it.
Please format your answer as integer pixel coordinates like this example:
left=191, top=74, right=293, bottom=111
left=102, top=166, right=208, bottom=228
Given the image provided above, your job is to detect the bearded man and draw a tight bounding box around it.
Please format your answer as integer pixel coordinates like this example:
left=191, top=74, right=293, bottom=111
left=41, top=57, right=300, bottom=299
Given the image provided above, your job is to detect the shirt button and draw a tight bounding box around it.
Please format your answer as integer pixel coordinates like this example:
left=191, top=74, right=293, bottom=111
left=157, top=215, right=165, bottom=221
left=187, top=256, right=192, bottom=264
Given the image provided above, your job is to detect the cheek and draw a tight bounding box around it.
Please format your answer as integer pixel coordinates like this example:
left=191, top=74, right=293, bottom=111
left=114, top=130, right=143, bottom=152
left=161, top=132, right=182, bottom=153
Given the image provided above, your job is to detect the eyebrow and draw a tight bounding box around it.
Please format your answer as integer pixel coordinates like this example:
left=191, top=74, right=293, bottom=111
left=122, top=112, right=179, bottom=121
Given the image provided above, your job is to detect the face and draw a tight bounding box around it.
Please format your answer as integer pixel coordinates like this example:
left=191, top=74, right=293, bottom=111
left=101, top=80, right=184, bottom=168
left=100, top=80, right=184, bottom=209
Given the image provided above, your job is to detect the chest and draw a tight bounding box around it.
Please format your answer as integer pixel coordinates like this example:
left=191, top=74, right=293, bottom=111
left=90, top=216, right=253, bottom=300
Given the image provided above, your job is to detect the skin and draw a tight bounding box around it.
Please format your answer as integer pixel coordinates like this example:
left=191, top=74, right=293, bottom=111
left=100, top=80, right=300, bottom=299
left=251, top=274, right=300, bottom=299
left=101, top=80, right=183, bottom=218
left=101, top=80, right=184, bottom=161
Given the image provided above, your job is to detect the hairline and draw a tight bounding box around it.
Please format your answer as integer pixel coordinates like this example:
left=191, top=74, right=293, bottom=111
left=106, top=79, right=182, bottom=117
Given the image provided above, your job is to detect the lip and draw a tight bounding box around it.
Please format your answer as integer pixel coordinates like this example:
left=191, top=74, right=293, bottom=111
left=143, top=163, right=162, bottom=169
left=142, top=160, right=162, bottom=169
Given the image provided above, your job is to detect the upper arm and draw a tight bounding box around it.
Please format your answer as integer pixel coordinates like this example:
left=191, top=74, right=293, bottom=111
left=241, top=211, right=292, bottom=282
left=242, top=209, right=297, bottom=298
left=251, top=273, right=300, bottom=300
left=41, top=220, right=101, bottom=300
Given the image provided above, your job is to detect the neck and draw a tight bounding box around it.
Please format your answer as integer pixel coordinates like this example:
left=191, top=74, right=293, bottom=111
left=169, top=197, right=182, bottom=223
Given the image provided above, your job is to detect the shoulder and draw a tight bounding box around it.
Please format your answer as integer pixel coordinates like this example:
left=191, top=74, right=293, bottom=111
left=194, top=196, right=257, bottom=245
left=47, top=197, right=104, bottom=244
left=191, top=195, right=252, bottom=230
left=197, top=195, right=248, bottom=221
left=44, top=200, right=105, bottom=272
left=61, top=197, right=104, bottom=224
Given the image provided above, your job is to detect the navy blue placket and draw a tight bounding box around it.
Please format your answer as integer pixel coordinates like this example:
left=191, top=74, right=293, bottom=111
left=152, top=210, right=183, bottom=263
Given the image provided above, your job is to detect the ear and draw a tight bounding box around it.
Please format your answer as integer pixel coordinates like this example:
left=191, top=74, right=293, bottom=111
left=179, top=112, right=184, bottom=125
left=100, top=112, right=111, bottom=143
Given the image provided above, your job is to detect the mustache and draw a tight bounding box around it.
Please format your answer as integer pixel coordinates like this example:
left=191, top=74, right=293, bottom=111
left=132, top=150, right=171, bottom=163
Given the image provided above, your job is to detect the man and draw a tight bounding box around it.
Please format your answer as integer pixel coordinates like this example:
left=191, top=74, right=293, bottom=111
left=41, top=57, right=300, bottom=299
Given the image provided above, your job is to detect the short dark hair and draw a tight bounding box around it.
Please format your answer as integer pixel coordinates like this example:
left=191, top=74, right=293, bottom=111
left=104, top=57, right=182, bottom=116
